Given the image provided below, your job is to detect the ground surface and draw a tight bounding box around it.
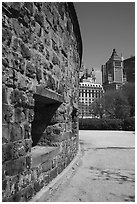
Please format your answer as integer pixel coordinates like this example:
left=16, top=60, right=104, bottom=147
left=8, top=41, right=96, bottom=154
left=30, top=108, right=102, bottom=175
left=47, top=130, right=135, bottom=202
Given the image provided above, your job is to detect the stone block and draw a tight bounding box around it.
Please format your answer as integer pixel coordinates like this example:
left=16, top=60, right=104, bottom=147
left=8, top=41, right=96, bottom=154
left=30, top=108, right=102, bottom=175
left=46, top=11, right=54, bottom=26
left=34, top=2, right=43, bottom=11
left=24, top=2, right=34, bottom=15
left=2, top=27, right=13, bottom=45
left=4, top=156, right=26, bottom=176
left=26, top=155, right=32, bottom=169
left=20, top=42, right=32, bottom=59
left=53, top=126, right=61, bottom=135
left=44, top=34, right=51, bottom=47
left=45, top=73, right=56, bottom=90
left=11, top=36, right=19, bottom=51
left=2, top=143, right=12, bottom=163
left=35, top=12, right=45, bottom=27
left=10, top=123, right=23, bottom=142
left=58, top=3, right=65, bottom=20
left=52, top=157, right=58, bottom=169
left=58, top=83, right=64, bottom=94
left=2, top=178, right=11, bottom=199
left=10, top=88, right=19, bottom=104
left=24, top=122, right=31, bottom=139
left=62, top=55, right=68, bottom=67
left=53, top=65, right=61, bottom=78
left=52, top=52, right=60, bottom=65
left=14, top=107, right=25, bottom=123
left=11, top=2, right=22, bottom=12
left=16, top=73, right=28, bottom=91
left=49, top=167, right=58, bottom=181
left=21, top=27, right=32, bottom=42
left=44, top=48, right=50, bottom=60
left=12, top=18, right=23, bottom=37
left=43, top=19, right=51, bottom=34
left=34, top=22, right=41, bottom=35
left=2, top=68, right=14, bottom=87
left=2, top=103, right=14, bottom=123
left=52, top=40, right=59, bottom=54
left=9, top=174, right=19, bottom=197
left=24, top=139, right=32, bottom=153
left=23, top=15, right=30, bottom=25
left=31, top=168, right=38, bottom=182
left=2, top=85, right=13, bottom=105
left=50, top=113, right=64, bottom=124
left=37, top=173, right=44, bottom=188
left=26, top=61, right=36, bottom=78
left=18, top=169, right=32, bottom=190
left=34, top=181, right=41, bottom=193
left=38, top=41, right=45, bottom=53
left=11, top=141, right=26, bottom=159
left=57, top=164, right=64, bottom=175
left=41, top=160, right=52, bottom=172
left=28, top=109, right=34, bottom=122
left=27, top=92, right=35, bottom=107
left=27, top=78, right=37, bottom=93
left=2, top=57, right=9, bottom=67
left=43, top=172, right=49, bottom=185
left=24, top=185, right=34, bottom=201
left=8, top=191, right=22, bottom=202
left=11, top=89, right=29, bottom=106
left=2, top=124, right=11, bottom=143
left=36, top=67, right=43, bottom=82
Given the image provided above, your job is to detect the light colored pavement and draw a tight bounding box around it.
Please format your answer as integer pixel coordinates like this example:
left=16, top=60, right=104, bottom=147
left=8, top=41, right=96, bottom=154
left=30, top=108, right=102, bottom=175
left=47, top=130, right=135, bottom=202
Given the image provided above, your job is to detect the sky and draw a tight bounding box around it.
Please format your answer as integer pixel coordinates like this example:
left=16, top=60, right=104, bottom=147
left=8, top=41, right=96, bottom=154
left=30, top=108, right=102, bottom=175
left=74, top=2, right=135, bottom=83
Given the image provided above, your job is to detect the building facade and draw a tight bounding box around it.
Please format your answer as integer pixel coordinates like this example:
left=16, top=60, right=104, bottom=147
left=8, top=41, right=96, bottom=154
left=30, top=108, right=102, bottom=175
left=123, top=56, right=135, bottom=83
left=79, top=77, right=104, bottom=118
left=102, top=49, right=126, bottom=91
left=2, top=2, right=82, bottom=202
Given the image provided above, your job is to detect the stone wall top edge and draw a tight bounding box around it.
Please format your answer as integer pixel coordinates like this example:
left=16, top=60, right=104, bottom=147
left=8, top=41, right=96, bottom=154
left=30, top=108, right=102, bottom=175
left=67, top=2, right=83, bottom=65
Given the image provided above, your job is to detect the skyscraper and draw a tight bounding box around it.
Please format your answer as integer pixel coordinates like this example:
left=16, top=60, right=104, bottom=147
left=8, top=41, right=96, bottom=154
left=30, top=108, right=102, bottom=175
left=102, top=49, right=125, bottom=91
left=123, top=56, right=135, bottom=83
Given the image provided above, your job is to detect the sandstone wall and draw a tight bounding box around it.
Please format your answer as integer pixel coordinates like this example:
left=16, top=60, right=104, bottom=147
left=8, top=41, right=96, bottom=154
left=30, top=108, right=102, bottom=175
left=2, top=2, right=82, bottom=202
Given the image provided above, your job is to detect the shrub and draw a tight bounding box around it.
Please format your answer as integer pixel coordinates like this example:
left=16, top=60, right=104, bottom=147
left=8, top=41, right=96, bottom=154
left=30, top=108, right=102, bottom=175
left=122, top=117, right=135, bottom=131
left=79, top=118, right=135, bottom=131
left=103, top=119, right=122, bottom=130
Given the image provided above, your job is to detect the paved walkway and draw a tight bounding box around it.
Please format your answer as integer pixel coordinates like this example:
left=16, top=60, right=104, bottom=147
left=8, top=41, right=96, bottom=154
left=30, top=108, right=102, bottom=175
left=47, top=131, right=135, bottom=202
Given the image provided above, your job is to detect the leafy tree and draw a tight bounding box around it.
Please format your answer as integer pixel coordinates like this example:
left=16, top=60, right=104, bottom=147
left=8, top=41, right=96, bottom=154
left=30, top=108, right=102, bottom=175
left=91, top=89, right=131, bottom=119
left=121, top=83, right=135, bottom=117
left=104, top=89, right=130, bottom=119
left=90, top=97, right=105, bottom=118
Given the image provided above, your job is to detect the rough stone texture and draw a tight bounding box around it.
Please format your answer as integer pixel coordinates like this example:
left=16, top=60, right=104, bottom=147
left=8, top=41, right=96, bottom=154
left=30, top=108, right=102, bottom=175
left=2, top=2, right=82, bottom=202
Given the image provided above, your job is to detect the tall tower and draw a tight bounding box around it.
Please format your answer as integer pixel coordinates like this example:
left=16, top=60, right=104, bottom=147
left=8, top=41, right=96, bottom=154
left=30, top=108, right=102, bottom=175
left=102, top=49, right=124, bottom=91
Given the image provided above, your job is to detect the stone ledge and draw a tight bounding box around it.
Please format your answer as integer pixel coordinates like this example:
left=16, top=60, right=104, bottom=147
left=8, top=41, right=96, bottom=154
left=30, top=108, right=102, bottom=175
left=31, top=145, right=60, bottom=167
left=34, top=85, right=64, bottom=104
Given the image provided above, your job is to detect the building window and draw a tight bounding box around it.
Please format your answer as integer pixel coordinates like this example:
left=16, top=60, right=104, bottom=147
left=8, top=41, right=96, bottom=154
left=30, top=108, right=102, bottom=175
left=92, top=90, right=94, bottom=97
left=115, top=61, right=121, bottom=66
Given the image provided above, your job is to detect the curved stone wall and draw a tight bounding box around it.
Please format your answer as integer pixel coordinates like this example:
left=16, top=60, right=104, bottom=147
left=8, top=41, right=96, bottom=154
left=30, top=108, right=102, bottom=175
left=2, top=2, right=82, bottom=201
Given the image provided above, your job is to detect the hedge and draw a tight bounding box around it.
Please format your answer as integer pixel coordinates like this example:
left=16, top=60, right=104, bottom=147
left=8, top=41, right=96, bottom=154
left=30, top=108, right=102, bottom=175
left=79, top=117, right=135, bottom=131
left=122, top=117, right=135, bottom=131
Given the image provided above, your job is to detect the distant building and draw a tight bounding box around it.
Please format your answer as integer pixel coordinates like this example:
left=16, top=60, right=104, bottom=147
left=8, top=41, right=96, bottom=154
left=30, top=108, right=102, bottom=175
left=79, top=75, right=104, bottom=118
left=80, top=66, right=96, bottom=83
left=123, top=56, right=135, bottom=83
left=95, top=70, right=102, bottom=84
left=102, top=49, right=126, bottom=91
